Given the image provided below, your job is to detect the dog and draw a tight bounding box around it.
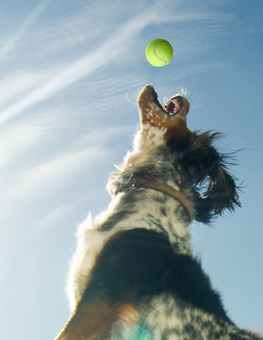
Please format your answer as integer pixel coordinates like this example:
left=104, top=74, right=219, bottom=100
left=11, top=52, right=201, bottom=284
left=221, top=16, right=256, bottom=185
left=55, top=85, right=262, bottom=340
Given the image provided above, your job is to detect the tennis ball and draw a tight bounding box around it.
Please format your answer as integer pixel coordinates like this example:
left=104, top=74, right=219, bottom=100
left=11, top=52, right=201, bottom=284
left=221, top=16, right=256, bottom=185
left=145, top=39, right=173, bottom=67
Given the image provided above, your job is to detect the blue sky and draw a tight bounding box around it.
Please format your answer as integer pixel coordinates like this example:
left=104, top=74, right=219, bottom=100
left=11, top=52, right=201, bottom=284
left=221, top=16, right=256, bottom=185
left=0, top=0, right=262, bottom=339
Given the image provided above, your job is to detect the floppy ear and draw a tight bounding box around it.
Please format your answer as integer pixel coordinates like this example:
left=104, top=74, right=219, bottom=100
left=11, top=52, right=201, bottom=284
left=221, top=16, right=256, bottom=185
left=177, top=132, right=241, bottom=223
left=202, top=154, right=239, bottom=209
left=194, top=146, right=241, bottom=223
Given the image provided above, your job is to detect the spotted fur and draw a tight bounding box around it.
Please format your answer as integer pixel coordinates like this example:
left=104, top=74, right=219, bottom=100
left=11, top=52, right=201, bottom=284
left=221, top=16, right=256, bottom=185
left=55, top=85, right=261, bottom=340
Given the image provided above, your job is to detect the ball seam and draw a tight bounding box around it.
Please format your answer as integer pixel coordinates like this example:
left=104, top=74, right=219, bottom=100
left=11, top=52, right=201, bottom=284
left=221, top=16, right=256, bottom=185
left=154, top=41, right=168, bottom=65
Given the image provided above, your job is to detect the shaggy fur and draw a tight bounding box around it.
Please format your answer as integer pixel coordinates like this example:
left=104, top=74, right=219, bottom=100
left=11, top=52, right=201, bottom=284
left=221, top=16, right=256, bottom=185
left=55, top=85, right=261, bottom=340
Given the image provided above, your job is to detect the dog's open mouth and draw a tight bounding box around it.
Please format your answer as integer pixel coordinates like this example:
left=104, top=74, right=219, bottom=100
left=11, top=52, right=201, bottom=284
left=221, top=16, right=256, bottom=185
left=152, top=90, right=181, bottom=116
left=163, top=98, right=181, bottom=116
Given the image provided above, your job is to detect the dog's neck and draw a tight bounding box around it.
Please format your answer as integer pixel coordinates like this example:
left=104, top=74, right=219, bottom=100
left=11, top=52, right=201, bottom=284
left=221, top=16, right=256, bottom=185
left=133, top=178, right=194, bottom=221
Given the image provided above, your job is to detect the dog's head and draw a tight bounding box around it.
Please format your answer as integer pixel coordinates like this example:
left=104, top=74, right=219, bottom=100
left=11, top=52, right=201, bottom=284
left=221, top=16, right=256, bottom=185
left=135, top=85, right=241, bottom=223
left=138, top=85, right=191, bottom=142
left=108, top=85, right=240, bottom=223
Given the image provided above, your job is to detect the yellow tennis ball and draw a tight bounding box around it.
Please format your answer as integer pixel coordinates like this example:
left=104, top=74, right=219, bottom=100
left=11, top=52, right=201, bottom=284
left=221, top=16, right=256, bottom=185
left=145, top=39, right=173, bottom=67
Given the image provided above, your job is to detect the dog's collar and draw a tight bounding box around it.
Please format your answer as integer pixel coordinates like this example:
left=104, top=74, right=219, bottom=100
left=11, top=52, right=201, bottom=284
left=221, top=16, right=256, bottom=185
left=133, top=179, right=194, bottom=221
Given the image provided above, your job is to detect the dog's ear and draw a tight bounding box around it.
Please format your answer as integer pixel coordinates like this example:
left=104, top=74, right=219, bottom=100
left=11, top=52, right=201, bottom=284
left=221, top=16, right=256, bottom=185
left=196, top=151, right=241, bottom=222
left=178, top=132, right=241, bottom=223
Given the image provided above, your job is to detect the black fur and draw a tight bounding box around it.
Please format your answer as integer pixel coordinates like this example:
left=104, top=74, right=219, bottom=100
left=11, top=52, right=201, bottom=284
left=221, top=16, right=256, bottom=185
left=167, top=131, right=241, bottom=223
left=82, top=228, right=231, bottom=323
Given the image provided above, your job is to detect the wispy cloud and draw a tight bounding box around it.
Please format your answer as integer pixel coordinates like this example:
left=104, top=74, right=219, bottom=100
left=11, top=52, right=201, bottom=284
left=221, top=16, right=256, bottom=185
left=0, top=0, right=230, bottom=125
left=0, top=8, right=158, bottom=125
left=0, top=0, right=52, bottom=62
left=0, top=67, right=64, bottom=110
left=0, top=145, right=107, bottom=222
left=0, top=124, right=133, bottom=223
left=170, top=62, right=231, bottom=81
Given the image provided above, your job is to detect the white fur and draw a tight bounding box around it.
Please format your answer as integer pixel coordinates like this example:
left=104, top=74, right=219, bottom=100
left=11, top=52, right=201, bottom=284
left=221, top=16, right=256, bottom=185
left=67, top=187, right=192, bottom=310
left=144, top=293, right=239, bottom=340
left=66, top=214, right=106, bottom=310
left=66, top=123, right=193, bottom=310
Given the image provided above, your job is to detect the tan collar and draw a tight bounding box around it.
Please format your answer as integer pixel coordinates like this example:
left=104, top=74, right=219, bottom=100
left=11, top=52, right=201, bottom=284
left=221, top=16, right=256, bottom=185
left=133, top=179, right=194, bottom=221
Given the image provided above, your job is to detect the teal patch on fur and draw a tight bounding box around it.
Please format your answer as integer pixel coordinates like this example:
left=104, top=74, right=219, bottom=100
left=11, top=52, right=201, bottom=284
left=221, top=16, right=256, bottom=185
left=121, top=326, right=152, bottom=340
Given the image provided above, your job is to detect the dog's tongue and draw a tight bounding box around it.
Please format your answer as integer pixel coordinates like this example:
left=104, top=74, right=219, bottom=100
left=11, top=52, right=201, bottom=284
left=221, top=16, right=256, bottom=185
left=173, top=100, right=181, bottom=114
left=165, top=99, right=181, bottom=115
